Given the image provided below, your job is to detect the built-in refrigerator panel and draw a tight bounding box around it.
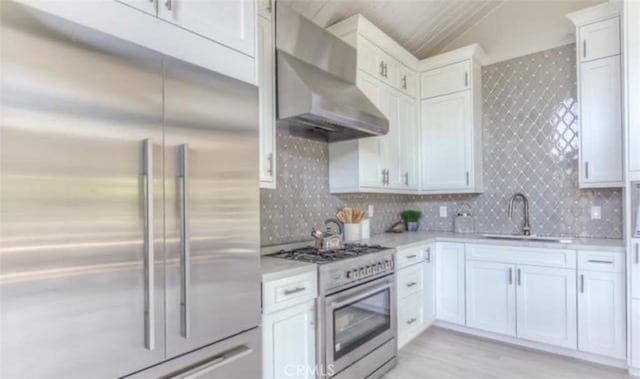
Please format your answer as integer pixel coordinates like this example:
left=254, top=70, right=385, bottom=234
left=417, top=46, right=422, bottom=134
left=162, top=56, right=261, bottom=358
left=0, top=3, right=166, bottom=378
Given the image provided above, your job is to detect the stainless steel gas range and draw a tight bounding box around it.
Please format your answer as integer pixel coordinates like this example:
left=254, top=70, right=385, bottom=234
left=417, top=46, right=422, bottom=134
left=270, top=244, right=398, bottom=379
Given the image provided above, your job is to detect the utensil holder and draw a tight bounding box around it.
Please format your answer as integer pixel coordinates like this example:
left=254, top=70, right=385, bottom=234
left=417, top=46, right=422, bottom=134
left=343, top=223, right=361, bottom=242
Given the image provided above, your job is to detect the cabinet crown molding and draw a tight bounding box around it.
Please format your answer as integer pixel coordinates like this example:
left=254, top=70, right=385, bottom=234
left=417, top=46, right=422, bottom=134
left=327, top=14, right=420, bottom=69
left=566, top=2, right=620, bottom=27
left=418, top=44, right=488, bottom=72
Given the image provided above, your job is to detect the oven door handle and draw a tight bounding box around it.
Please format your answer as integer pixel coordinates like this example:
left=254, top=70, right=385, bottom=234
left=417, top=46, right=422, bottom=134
left=330, top=280, right=394, bottom=309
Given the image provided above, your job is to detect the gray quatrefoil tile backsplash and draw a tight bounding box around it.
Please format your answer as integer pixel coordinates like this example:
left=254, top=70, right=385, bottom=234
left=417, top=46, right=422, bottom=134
left=260, top=44, right=623, bottom=246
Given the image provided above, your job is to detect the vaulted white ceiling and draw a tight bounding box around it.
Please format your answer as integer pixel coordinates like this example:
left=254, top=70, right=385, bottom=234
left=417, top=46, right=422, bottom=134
left=278, top=0, right=505, bottom=59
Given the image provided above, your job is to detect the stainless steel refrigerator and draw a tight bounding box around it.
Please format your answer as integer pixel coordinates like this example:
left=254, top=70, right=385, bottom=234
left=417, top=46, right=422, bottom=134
left=0, top=3, right=261, bottom=378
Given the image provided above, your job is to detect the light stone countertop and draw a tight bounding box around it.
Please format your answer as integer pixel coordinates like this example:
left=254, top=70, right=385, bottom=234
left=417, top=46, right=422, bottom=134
left=260, top=256, right=316, bottom=282
left=361, top=231, right=626, bottom=252
left=259, top=232, right=625, bottom=282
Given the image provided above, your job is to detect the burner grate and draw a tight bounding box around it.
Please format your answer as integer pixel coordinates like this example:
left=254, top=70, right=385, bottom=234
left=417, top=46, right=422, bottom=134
left=270, top=243, right=388, bottom=264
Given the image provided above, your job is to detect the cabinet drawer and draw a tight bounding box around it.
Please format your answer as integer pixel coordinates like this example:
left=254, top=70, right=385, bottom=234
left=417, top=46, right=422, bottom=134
left=396, top=245, right=428, bottom=269
left=577, top=250, right=624, bottom=272
left=466, top=244, right=576, bottom=268
left=263, top=271, right=317, bottom=314
left=397, top=263, right=424, bottom=299
left=398, top=291, right=424, bottom=345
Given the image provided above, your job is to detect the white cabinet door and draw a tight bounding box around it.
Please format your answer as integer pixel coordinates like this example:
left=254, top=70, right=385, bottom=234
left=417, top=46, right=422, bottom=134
left=579, top=55, right=623, bottom=187
left=397, top=65, right=417, bottom=98
left=398, top=95, right=418, bottom=190
left=357, top=37, right=385, bottom=81
left=632, top=239, right=640, bottom=299
left=115, top=0, right=157, bottom=15
left=435, top=243, right=466, bottom=325
left=158, top=0, right=255, bottom=57
left=516, top=266, right=577, bottom=349
left=421, top=91, right=472, bottom=191
left=378, top=88, right=401, bottom=188
left=627, top=1, right=640, bottom=172
left=466, top=261, right=516, bottom=337
left=356, top=73, right=384, bottom=188
left=420, top=60, right=471, bottom=99
left=632, top=299, right=640, bottom=368
left=263, top=301, right=316, bottom=379
left=379, top=52, right=400, bottom=89
left=398, top=291, right=425, bottom=349
left=258, top=17, right=275, bottom=188
left=577, top=271, right=626, bottom=359
left=423, top=246, right=436, bottom=326
left=579, top=17, right=620, bottom=62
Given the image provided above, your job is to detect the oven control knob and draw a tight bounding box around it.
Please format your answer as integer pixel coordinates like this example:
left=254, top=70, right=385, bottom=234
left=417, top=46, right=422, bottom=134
left=359, top=268, right=366, bottom=276
left=377, top=263, right=383, bottom=271
left=368, top=266, right=374, bottom=274
left=346, top=270, right=353, bottom=279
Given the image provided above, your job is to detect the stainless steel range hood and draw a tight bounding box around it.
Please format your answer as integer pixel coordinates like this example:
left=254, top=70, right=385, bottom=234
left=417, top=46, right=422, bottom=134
left=276, top=5, right=388, bottom=142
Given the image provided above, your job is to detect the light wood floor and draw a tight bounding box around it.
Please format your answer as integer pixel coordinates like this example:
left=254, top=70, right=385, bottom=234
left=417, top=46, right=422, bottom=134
left=385, top=327, right=631, bottom=379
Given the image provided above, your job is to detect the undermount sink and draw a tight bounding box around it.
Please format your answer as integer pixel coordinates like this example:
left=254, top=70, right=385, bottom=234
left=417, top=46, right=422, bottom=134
left=482, top=233, right=574, bottom=244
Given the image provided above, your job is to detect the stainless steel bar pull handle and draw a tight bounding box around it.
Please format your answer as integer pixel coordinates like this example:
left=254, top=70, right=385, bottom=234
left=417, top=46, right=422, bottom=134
left=179, top=144, right=190, bottom=339
left=426, top=249, right=431, bottom=263
left=406, top=282, right=417, bottom=287
left=284, top=287, right=306, bottom=296
left=583, top=40, right=587, bottom=58
left=142, top=139, right=155, bottom=351
left=174, top=345, right=253, bottom=379
left=585, top=162, right=589, bottom=179
left=636, top=243, right=639, bottom=264
left=379, top=61, right=385, bottom=77
left=587, top=259, right=613, bottom=264
left=407, top=318, right=417, bottom=325
left=165, top=0, right=172, bottom=10
left=517, top=269, right=521, bottom=286
left=266, top=153, right=274, bottom=176
left=580, top=274, right=585, bottom=293
left=464, top=72, right=468, bottom=87
left=508, top=268, right=513, bottom=285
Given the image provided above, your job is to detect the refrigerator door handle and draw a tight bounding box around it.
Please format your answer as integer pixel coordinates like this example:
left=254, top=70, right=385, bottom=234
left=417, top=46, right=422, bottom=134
left=179, top=144, right=191, bottom=339
left=142, top=139, right=155, bottom=351
left=173, top=345, right=253, bottom=379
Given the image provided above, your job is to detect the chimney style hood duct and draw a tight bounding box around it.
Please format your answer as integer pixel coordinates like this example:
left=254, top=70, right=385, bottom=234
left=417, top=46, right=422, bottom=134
left=275, top=5, right=389, bottom=142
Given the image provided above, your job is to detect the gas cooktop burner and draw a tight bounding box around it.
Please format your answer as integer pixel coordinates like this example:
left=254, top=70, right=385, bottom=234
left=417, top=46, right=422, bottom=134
left=270, top=243, right=389, bottom=264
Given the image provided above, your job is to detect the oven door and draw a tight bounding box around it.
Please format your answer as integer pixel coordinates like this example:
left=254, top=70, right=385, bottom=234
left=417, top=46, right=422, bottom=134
left=324, top=276, right=396, bottom=375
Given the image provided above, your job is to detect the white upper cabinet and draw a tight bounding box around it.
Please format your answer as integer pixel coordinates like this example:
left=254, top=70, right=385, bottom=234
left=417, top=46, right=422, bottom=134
left=515, top=265, right=577, bottom=349
left=567, top=4, right=623, bottom=188
left=116, top=0, right=157, bottom=15
left=258, top=16, right=276, bottom=188
left=420, top=60, right=471, bottom=99
left=626, top=0, right=640, bottom=173
left=579, top=17, right=620, bottom=62
left=465, top=261, right=516, bottom=337
left=418, top=45, right=484, bottom=194
left=579, top=55, right=623, bottom=186
left=632, top=239, right=640, bottom=299
left=158, top=0, right=255, bottom=57
left=421, top=91, right=473, bottom=191
left=398, top=96, right=419, bottom=190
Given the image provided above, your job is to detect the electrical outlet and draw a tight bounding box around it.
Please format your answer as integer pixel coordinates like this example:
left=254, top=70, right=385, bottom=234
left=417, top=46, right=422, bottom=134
left=590, top=206, right=602, bottom=220
left=439, top=206, right=447, bottom=218
left=368, top=205, right=374, bottom=218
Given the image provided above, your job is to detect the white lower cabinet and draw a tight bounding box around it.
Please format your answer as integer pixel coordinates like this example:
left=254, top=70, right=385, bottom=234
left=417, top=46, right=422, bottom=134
left=465, top=261, right=516, bottom=336
left=435, top=243, right=466, bottom=325
left=396, top=244, right=435, bottom=349
left=263, top=300, right=316, bottom=379
left=516, top=265, right=577, bottom=349
left=577, top=270, right=626, bottom=359
left=262, top=271, right=317, bottom=379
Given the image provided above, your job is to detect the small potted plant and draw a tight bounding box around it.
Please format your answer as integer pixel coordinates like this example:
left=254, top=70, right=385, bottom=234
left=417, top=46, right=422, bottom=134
left=401, top=210, right=422, bottom=232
